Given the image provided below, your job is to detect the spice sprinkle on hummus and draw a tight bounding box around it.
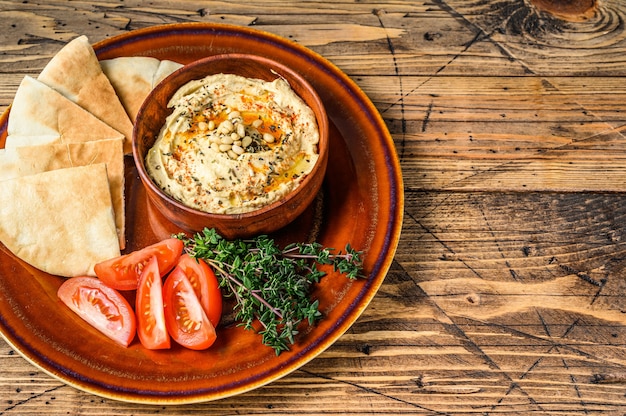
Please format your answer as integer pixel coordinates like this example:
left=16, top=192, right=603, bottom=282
left=146, top=73, right=320, bottom=214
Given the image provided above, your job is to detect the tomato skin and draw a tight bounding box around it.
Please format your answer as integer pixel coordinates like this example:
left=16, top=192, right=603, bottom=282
left=58, top=277, right=136, bottom=347
left=136, top=256, right=170, bottom=350
left=163, top=269, right=217, bottom=350
left=94, top=238, right=183, bottom=291
left=173, top=254, right=222, bottom=327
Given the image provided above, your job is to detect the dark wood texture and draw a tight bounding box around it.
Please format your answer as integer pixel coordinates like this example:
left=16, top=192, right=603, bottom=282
left=2, top=0, right=626, bottom=414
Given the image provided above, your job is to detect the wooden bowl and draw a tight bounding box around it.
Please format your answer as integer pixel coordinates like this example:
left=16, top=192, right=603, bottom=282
left=133, top=53, right=329, bottom=239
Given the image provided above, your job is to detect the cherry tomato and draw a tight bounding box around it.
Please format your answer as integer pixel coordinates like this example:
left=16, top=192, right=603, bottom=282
left=58, top=276, right=136, bottom=347
left=135, top=256, right=170, bottom=349
left=163, top=268, right=217, bottom=350
left=173, top=254, right=222, bottom=327
left=94, top=238, right=183, bottom=290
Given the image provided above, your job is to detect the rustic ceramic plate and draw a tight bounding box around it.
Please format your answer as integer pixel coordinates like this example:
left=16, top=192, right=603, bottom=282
left=0, top=23, right=403, bottom=404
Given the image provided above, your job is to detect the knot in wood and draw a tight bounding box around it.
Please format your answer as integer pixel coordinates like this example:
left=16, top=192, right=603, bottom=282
left=530, top=0, right=598, bottom=22
left=466, top=293, right=480, bottom=305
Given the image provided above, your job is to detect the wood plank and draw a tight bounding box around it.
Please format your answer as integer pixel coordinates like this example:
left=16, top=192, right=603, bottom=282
left=448, top=0, right=626, bottom=76
left=353, top=73, right=626, bottom=192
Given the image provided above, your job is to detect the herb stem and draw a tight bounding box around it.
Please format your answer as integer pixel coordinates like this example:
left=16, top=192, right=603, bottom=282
left=205, top=259, right=285, bottom=320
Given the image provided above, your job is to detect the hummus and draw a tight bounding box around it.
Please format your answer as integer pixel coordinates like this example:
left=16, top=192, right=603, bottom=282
left=146, top=73, right=320, bottom=214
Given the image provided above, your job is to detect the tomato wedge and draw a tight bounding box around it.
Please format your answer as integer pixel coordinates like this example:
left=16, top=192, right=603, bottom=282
left=94, top=238, right=183, bottom=290
left=173, top=254, right=222, bottom=327
left=136, top=256, right=170, bottom=349
left=163, top=268, right=217, bottom=350
left=58, top=277, right=136, bottom=347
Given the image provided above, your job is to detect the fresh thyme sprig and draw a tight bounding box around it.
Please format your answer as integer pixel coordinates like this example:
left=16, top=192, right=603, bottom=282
left=175, top=228, right=363, bottom=355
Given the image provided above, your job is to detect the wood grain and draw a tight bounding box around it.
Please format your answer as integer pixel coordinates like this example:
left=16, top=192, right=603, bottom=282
left=2, top=0, right=626, bottom=414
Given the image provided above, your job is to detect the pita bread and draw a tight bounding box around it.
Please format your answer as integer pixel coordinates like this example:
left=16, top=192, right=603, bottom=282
left=7, top=76, right=125, bottom=145
left=0, top=139, right=126, bottom=249
left=3, top=134, right=61, bottom=148
left=0, top=163, right=120, bottom=277
left=37, top=35, right=134, bottom=153
left=100, top=56, right=182, bottom=121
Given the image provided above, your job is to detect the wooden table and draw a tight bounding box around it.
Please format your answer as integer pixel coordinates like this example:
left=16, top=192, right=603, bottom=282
left=2, top=0, right=626, bottom=414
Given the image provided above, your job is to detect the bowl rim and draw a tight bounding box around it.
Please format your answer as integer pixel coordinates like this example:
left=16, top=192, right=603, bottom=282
left=132, top=52, right=329, bottom=220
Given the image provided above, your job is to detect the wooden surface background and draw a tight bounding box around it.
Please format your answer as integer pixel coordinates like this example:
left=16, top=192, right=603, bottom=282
left=2, top=0, right=626, bottom=414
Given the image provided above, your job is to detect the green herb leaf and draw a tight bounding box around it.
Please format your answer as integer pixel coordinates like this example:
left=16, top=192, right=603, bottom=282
left=175, top=228, right=363, bottom=355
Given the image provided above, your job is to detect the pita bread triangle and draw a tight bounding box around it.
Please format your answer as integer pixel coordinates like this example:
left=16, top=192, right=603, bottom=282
left=37, top=35, right=134, bottom=153
left=7, top=76, right=125, bottom=145
left=100, top=56, right=182, bottom=122
left=0, top=163, right=120, bottom=277
left=0, top=138, right=126, bottom=249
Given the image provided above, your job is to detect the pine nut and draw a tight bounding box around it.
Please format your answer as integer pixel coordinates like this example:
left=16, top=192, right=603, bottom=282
left=242, top=136, right=253, bottom=148
left=221, top=136, right=234, bottom=145
left=198, top=121, right=208, bottom=131
left=252, top=119, right=263, bottom=128
left=208, top=120, right=215, bottom=130
left=232, top=144, right=244, bottom=155
left=236, top=123, right=245, bottom=137
left=263, top=132, right=275, bottom=143
left=219, top=144, right=232, bottom=152
left=228, top=111, right=241, bottom=119
left=221, top=120, right=234, bottom=132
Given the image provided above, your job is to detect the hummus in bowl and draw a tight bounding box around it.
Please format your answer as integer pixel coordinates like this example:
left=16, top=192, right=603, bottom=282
left=133, top=54, right=328, bottom=238
left=146, top=73, right=320, bottom=214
